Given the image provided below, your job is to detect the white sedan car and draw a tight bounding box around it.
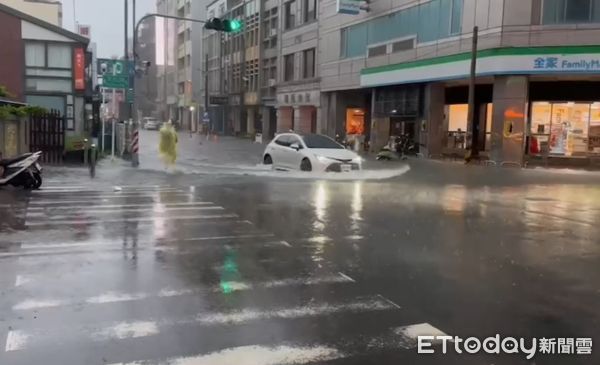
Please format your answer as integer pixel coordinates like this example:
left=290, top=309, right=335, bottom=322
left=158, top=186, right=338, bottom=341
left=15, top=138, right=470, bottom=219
left=263, top=133, right=362, bottom=172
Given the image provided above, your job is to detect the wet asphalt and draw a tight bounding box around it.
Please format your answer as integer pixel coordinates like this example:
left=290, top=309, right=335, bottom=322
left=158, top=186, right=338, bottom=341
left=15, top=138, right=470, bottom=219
left=1, top=130, right=600, bottom=365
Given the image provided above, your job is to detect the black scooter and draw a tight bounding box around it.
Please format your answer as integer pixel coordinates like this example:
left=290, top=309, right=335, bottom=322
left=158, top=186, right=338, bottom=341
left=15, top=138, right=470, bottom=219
left=376, top=135, right=416, bottom=161
left=0, top=151, right=43, bottom=189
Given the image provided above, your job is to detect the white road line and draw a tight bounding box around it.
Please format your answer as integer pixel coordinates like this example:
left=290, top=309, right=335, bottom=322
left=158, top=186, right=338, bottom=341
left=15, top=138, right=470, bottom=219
left=94, top=321, right=159, bottom=340
left=12, top=273, right=355, bottom=311
left=25, top=214, right=238, bottom=226
left=29, top=193, right=193, bottom=200
left=19, top=235, right=281, bottom=251
left=4, top=240, right=287, bottom=259
left=376, top=294, right=401, bottom=309
left=25, top=206, right=224, bottom=217
left=337, top=272, right=355, bottom=283
left=108, top=345, right=342, bottom=365
left=181, top=233, right=275, bottom=241
left=14, top=275, right=31, bottom=287
left=81, top=297, right=395, bottom=343
left=279, top=240, right=292, bottom=247
left=394, top=323, right=449, bottom=349
left=4, top=330, right=29, bottom=352
left=26, top=202, right=214, bottom=211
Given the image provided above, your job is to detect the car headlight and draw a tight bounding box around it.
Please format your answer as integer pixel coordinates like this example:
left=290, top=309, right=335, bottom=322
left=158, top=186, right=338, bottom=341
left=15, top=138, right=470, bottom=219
left=352, top=156, right=364, bottom=163
left=315, top=155, right=331, bottom=163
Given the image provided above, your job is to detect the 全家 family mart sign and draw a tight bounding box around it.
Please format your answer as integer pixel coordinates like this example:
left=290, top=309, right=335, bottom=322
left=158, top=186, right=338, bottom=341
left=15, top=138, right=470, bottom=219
left=360, top=46, right=600, bottom=88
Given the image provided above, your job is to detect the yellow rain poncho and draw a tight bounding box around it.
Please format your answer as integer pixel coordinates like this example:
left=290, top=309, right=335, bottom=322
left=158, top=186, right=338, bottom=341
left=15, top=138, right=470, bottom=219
left=159, top=121, right=178, bottom=166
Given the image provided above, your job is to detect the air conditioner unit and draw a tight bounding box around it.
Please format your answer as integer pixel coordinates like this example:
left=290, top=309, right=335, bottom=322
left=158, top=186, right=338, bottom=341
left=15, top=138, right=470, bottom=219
left=268, top=78, right=276, bottom=87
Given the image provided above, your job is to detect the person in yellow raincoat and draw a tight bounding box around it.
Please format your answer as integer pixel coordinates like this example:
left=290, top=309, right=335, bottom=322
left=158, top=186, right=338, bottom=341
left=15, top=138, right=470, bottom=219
left=159, top=120, right=178, bottom=167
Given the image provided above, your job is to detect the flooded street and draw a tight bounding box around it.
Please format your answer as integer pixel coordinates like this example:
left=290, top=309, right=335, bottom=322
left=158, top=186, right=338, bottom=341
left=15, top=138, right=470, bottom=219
left=1, top=131, right=599, bottom=364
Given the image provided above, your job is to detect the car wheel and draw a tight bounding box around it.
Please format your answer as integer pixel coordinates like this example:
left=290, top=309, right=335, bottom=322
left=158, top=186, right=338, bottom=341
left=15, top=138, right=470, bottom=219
left=263, top=154, right=273, bottom=165
left=300, top=158, right=312, bottom=172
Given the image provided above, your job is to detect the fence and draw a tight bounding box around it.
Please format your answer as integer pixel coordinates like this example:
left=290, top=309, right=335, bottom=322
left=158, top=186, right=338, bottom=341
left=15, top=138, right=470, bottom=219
left=29, top=110, right=65, bottom=164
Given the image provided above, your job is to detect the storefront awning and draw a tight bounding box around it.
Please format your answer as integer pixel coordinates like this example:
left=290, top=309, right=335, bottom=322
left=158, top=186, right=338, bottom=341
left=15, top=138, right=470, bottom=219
left=361, top=46, right=600, bottom=88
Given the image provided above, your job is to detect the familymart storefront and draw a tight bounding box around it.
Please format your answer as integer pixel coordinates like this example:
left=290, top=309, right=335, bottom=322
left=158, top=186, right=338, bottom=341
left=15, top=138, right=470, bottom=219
left=361, top=46, right=600, bottom=166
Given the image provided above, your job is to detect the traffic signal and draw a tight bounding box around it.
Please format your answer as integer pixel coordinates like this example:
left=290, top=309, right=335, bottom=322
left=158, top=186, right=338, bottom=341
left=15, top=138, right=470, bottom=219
left=204, top=17, right=243, bottom=33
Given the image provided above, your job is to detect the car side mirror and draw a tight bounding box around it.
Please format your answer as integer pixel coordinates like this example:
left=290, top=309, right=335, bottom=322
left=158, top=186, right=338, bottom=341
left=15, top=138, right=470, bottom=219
left=290, top=143, right=301, bottom=151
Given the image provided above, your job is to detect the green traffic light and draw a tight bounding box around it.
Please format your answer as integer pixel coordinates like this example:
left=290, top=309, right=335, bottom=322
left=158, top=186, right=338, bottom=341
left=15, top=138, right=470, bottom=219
left=229, top=19, right=242, bottom=32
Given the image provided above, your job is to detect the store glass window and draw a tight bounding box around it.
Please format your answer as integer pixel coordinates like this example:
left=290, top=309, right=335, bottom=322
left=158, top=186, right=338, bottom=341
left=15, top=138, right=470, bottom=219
left=447, top=104, right=468, bottom=149
left=530, top=102, right=594, bottom=156
left=590, top=104, right=600, bottom=153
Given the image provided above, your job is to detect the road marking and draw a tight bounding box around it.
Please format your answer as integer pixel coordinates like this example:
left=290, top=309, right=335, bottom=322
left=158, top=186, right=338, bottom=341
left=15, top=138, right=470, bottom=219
left=4, top=240, right=287, bottom=259
left=25, top=214, right=238, bottom=226
left=181, top=233, right=275, bottom=241
left=279, top=240, right=292, bottom=247
left=337, top=272, right=355, bottom=283
left=4, top=330, right=28, bottom=352
left=19, top=236, right=284, bottom=251
left=26, top=202, right=214, bottom=211
left=393, top=323, right=449, bottom=349
left=25, top=206, right=224, bottom=217
left=376, top=294, right=401, bottom=309
left=14, top=275, right=31, bottom=287
left=107, top=345, right=342, bottom=365
left=29, top=193, right=193, bottom=200
left=12, top=273, right=355, bottom=311
left=94, top=321, right=159, bottom=340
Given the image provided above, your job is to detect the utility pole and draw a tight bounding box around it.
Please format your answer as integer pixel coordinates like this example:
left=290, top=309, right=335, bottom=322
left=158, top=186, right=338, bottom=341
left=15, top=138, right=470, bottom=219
left=240, top=21, right=246, bottom=135
left=467, top=26, right=479, bottom=162
left=204, top=52, right=209, bottom=131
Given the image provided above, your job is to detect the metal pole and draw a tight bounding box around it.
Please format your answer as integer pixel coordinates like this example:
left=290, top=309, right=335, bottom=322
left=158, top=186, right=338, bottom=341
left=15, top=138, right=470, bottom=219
left=240, top=25, right=246, bottom=135
left=204, top=52, right=209, bottom=131
left=132, top=0, right=136, bottom=120
left=111, top=119, right=115, bottom=160
left=467, top=26, right=479, bottom=161
left=101, top=87, right=106, bottom=152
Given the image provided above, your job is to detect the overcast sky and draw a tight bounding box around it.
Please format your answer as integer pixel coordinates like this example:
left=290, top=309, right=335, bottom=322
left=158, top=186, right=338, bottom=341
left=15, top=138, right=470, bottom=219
left=62, top=0, right=156, bottom=58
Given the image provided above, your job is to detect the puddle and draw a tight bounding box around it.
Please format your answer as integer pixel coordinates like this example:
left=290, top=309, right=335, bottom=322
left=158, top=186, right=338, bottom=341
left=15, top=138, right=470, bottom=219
left=184, top=163, right=411, bottom=181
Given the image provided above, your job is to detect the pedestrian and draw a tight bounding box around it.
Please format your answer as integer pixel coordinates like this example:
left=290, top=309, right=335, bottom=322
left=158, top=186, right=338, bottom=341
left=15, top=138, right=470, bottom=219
left=159, top=120, right=178, bottom=169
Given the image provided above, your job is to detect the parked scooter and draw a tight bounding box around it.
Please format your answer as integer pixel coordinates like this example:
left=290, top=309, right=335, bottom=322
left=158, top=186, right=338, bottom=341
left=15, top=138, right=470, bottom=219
left=0, top=151, right=43, bottom=189
left=376, top=134, right=416, bottom=161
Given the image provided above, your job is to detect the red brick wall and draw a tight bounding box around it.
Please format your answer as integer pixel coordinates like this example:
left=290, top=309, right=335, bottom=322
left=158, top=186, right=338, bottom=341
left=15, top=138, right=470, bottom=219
left=0, top=11, right=24, bottom=102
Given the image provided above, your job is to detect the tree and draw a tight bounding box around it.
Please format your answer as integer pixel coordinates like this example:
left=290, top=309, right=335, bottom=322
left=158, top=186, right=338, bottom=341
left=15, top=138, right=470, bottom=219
left=0, top=85, right=9, bottom=98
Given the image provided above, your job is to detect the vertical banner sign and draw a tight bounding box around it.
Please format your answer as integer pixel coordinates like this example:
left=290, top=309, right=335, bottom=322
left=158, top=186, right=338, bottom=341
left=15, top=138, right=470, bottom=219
left=74, top=48, right=85, bottom=91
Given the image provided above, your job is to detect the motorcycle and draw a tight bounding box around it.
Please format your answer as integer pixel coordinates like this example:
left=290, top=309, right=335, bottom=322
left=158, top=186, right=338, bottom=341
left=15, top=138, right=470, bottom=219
left=376, top=134, right=416, bottom=161
left=0, top=151, right=43, bottom=189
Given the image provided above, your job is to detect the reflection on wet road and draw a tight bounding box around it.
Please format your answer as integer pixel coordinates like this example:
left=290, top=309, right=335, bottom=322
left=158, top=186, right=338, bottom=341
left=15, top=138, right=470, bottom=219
left=1, top=162, right=600, bottom=365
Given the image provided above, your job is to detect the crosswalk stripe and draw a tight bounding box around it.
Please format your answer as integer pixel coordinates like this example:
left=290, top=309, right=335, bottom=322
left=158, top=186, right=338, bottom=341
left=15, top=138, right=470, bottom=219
left=26, top=202, right=215, bottom=210
left=4, top=330, right=29, bottom=352
left=6, top=239, right=287, bottom=259
left=25, top=206, right=225, bottom=217
left=107, top=345, right=342, bottom=365
left=12, top=273, right=355, bottom=311
left=18, top=233, right=279, bottom=251
left=24, top=214, right=238, bottom=227
left=10, top=296, right=398, bottom=351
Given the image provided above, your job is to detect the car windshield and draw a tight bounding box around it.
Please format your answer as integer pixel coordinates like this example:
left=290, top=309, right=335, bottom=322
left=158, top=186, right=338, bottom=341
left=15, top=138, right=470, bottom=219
left=302, top=134, right=344, bottom=149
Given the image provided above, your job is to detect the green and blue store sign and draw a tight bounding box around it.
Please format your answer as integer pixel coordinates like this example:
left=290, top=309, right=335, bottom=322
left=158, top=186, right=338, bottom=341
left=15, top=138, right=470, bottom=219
left=360, top=46, right=600, bottom=88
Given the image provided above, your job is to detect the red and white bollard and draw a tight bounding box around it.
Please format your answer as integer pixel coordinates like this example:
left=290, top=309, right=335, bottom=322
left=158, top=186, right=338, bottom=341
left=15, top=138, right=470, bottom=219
left=131, top=128, right=139, bottom=167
